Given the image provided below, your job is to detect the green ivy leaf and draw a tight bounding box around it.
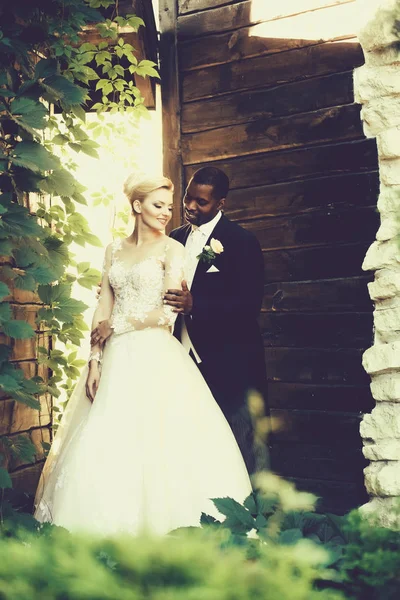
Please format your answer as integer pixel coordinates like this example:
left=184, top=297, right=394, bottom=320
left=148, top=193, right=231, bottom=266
left=41, top=74, right=87, bottom=106
left=35, top=58, right=58, bottom=80
left=79, top=140, right=99, bottom=159
left=1, top=319, right=35, bottom=339
left=7, top=435, right=36, bottom=463
left=0, top=467, right=12, bottom=489
left=200, top=513, right=220, bottom=527
left=0, top=282, right=10, bottom=300
left=13, top=271, right=36, bottom=291
left=11, top=141, right=59, bottom=173
left=10, top=97, right=48, bottom=129
left=211, top=497, right=256, bottom=530
left=0, top=373, right=20, bottom=392
left=126, top=15, right=145, bottom=30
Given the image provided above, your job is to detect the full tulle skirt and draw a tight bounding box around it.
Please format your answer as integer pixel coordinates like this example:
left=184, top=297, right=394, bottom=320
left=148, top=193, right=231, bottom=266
left=34, top=328, right=252, bottom=536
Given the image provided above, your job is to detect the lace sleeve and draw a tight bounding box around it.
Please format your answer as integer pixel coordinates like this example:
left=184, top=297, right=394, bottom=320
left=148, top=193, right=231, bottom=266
left=112, top=242, right=185, bottom=335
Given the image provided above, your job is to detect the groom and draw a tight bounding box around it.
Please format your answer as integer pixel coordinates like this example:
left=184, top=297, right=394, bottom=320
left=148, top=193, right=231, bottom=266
left=164, top=167, right=267, bottom=473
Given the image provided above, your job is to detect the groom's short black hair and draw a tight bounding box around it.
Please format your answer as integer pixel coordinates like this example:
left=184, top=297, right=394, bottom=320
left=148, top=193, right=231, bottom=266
left=191, top=167, right=229, bottom=200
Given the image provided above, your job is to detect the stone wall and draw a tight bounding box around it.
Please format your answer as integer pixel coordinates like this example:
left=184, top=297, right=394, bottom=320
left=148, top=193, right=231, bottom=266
left=354, top=0, right=400, bottom=525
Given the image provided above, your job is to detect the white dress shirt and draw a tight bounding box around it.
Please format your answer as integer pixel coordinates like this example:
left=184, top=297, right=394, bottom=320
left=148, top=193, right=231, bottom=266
left=181, top=211, right=222, bottom=363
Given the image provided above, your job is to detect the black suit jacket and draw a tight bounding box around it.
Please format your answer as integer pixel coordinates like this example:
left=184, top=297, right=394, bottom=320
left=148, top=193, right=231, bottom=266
left=170, top=214, right=266, bottom=416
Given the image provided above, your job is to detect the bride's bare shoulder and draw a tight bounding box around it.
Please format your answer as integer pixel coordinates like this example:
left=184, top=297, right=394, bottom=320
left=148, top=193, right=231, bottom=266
left=164, top=237, right=185, bottom=260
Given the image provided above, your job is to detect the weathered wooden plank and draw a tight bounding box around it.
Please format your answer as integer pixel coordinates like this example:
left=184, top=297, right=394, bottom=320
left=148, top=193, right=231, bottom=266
left=8, top=427, right=51, bottom=471
left=267, top=382, right=374, bottom=412
left=180, top=3, right=357, bottom=70
left=270, top=442, right=367, bottom=482
left=224, top=172, right=379, bottom=221
left=262, top=276, right=372, bottom=312
left=185, top=139, right=378, bottom=189
left=159, top=0, right=184, bottom=230
left=263, top=242, right=371, bottom=284
left=9, top=461, right=44, bottom=509
left=264, top=347, right=369, bottom=384
left=290, top=477, right=368, bottom=514
left=178, top=0, right=354, bottom=37
left=182, top=40, right=363, bottom=101
left=270, top=409, right=362, bottom=444
left=179, top=0, right=245, bottom=14
left=182, top=104, right=363, bottom=164
left=182, top=72, right=355, bottom=133
left=242, top=206, right=379, bottom=252
left=260, top=312, right=373, bottom=348
left=0, top=394, right=51, bottom=436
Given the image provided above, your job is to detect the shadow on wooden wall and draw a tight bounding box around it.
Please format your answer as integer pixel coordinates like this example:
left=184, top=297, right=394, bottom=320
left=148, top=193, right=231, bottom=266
left=168, top=0, right=380, bottom=513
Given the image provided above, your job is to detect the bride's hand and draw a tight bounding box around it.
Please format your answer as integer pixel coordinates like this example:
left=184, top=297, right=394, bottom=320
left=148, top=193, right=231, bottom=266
left=91, top=319, right=113, bottom=346
left=86, top=364, right=100, bottom=403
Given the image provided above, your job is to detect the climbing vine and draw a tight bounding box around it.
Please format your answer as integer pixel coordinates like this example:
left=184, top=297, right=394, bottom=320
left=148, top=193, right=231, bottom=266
left=0, top=0, right=159, bottom=491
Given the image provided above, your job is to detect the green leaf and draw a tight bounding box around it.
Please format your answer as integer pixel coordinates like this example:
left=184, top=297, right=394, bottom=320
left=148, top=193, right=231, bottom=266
left=35, top=58, right=58, bottom=80
left=13, top=271, right=36, bottom=291
left=10, top=97, right=48, bottom=129
left=8, top=435, right=36, bottom=463
left=51, top=133, right=70, bottom=145
left=279, top=529, right=304, bottom=545
left=0, top=89, right=16, bottom=98
left=79, top=140, right=99, bottom=159
left=11, top=141, right=59, bottom=173
left=200, top=513, right=220, bottom=527
left=1, top=319, right=35, bottom=339
left=0, top=467, right=12, bottom=489
left=0, top=282, right=10, bottom=300
left=77, top=261, right=90, bottom=274
left=72, top=105, right=86, bottom=123
left=42, top=75, right=87, bottom=106
left=211, top=497, right=256, bottom=530
left=0, top=373, right=19, bottom=392
left=127, top=15, right=145, bottom=29
left=56, top=298, right=88, bottom=323
left=40, top=168, right=76, bottom=197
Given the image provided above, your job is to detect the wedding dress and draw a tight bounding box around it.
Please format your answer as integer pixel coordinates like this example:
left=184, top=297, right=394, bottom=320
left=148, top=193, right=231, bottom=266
left=34, top=238, right=252, bottom=536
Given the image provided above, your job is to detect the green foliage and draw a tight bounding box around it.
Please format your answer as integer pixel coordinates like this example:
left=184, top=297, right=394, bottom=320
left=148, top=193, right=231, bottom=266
left=0, top=522, right=344, bottom=600
left=0, top=0, right=159, bottom=491
left=338, top=509, right=400, bottom=599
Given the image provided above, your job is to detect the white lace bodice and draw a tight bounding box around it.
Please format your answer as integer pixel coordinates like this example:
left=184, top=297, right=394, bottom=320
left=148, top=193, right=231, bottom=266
left=106, top=238, right=185, bottom=335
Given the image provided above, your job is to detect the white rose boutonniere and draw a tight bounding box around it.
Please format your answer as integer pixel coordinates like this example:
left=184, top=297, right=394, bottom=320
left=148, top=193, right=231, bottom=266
left=197, top=238, right=224, bottom=264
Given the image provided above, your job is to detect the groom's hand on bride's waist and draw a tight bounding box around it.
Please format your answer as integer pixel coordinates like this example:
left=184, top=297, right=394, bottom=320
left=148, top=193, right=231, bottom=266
left=164, top=280, right=193, bottom=315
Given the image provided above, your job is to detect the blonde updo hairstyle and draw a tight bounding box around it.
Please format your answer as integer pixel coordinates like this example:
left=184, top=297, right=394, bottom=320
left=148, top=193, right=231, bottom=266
left=123, top=174, right=174, bottom=215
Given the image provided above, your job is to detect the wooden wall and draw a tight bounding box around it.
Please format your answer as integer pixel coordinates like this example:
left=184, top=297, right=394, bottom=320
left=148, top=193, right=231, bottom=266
left=171, top=0, right=380, bottom=513
left=0, top=274, right=51, bottom=506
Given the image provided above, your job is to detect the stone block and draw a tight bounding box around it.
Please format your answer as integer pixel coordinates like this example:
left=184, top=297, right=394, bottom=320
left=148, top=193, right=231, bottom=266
left=380, top=158, right=400, bottom=186
left=364, top=460, right=400, bottom=496
left=377, top=126, right=400, bottom=159
left=375, top=213, right=400, bottom=241
left=361, top=97, right=400, bottom=137
left=362, top=239, right=400, bottom=272
left=377, top=186, right=400, bottom=213
left=360, top=401, right=400, bottom=439
left=360, top=496, right=400, bottom=528
left=368, top=270, right=400, bottom=300
left=371, top=372, right=400, bottom=401
left=373, top=305, right=400, bottom=342
left=354, top=65, right=400, bottom=103
left=363, top=439, right=400, bottom=460
left=363, top=342, right=400, bottom=375
left=356, top=0, right=400, bottom=53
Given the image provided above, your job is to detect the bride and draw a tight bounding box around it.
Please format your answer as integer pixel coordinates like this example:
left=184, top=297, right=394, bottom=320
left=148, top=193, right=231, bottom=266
left=34, top=174, right=252, bottom=536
